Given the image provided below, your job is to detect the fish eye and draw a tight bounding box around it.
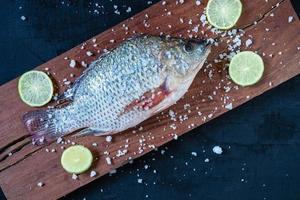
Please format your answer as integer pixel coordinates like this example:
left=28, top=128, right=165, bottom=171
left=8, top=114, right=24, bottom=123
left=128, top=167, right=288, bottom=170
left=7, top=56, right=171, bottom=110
left=183, top=42, right=194, bottom=53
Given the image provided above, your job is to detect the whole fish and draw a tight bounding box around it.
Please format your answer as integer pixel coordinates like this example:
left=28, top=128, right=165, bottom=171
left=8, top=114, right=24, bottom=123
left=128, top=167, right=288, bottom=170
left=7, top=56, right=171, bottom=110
left=23, top=35, right=211, bottom=144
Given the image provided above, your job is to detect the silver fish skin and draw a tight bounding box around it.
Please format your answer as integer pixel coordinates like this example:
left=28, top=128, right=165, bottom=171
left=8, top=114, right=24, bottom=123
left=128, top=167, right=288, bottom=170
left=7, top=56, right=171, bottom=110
left=23, top=35, right=211, bottom=144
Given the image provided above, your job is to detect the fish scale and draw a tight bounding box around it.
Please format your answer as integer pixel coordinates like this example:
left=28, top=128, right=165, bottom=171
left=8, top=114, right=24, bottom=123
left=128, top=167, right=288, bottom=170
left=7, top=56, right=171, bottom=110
left=23, top=35, right=211, bottom=144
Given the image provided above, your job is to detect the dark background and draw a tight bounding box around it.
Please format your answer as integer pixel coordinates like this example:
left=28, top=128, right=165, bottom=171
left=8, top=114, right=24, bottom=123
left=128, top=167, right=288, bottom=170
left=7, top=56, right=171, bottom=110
left=0, top=1, right=300, bottom=200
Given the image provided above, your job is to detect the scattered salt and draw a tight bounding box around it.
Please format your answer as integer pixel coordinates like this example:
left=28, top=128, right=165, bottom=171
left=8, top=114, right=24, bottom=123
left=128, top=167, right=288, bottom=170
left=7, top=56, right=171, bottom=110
left=137, top=178, right=143, bottom=183
left=191, top=152, right=197, bottom=157
left=106, top=157, right=112, bottom=165
left=86, top=51, right=93, bottom=56
left=72, top=174, right=78, bottom=180
left=37, top=182, right=44, bottom=187
left=20, top=16, right=26, bottom=21
left=245, top=39, right=253, bottom=47
left=92, top=142, right=97, bottom=147
left=212, top=146, right=223, bottom=154
left=225, top=103, right=233, bottom=110
left=56, top=137, right=63, bottom=144
left=106, top=135, right=112, bottom=142
left=90, top=170, right=97, bottom=177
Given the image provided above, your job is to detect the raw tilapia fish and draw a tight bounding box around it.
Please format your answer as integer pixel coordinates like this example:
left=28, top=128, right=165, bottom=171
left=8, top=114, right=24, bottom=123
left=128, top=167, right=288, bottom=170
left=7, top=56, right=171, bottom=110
left=23, top=35, right=211, bottom=144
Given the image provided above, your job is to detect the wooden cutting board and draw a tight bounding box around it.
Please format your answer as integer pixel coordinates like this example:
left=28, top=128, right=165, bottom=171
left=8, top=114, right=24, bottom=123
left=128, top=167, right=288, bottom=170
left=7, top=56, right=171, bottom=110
left=0, top=0, right=299, bottom=199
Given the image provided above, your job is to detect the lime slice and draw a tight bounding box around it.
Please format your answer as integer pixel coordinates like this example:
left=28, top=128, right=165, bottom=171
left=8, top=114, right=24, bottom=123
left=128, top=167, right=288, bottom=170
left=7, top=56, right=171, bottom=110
left=61, top=145, right=93, bottom=174
left=229, top=51, right=264, bottom=86
left=206, top=0, right=242, bottom=30
left=18, top=70, right=53, bottom=107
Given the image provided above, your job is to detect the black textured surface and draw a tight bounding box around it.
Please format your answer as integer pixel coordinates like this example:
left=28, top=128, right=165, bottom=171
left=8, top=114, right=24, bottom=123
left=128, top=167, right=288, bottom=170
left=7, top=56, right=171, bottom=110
left=0, top=1, right=300, bottom=200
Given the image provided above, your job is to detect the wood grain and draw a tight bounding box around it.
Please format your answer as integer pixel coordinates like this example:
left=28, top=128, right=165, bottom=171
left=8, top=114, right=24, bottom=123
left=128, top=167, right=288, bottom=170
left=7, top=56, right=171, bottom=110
left=0, top=0, right=299, bottom=199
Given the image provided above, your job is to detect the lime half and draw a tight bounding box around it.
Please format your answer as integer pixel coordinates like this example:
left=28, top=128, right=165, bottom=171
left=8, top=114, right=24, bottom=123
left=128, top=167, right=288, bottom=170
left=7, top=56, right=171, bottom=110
left=61, top=145, right=93, bottom=174
left=18, top=70, right=53, bottom=107
left=206, top=0, right=242, bottom=30
left=229, top=51, right=264, bottom=87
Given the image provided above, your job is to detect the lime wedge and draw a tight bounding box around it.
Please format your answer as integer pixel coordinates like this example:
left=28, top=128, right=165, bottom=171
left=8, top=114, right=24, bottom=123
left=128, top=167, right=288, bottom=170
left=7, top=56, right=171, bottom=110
left=18, top=70, right=53, bottom=107
left=229, top=51, right=264, bottom=87
left=206, top=0, right=242, bottom=30
left=61, top=145, right=93, bottom=174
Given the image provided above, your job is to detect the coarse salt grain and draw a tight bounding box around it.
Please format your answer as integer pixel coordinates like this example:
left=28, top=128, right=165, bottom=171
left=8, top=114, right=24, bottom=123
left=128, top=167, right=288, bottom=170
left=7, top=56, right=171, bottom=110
left=86, top=51, right=93, bottom=56
left=245, top=39, right=253, bottom=47
left=72, top=174, right=78, bottom=180
left=137, top=178, right=143, bottom=183
left=225, top=103, right=233, bottom=110
left=56, top=137, right=63, bottom=144
left=288, top=16, right=294, bottom=23
left=81, top=61, right=88, bottom=67
left=90, top=170, right=97, bottom=177
left=37, top=182, right=44, bottom=187
left=106, top=157, right=112, bottom=165
left=191, top=152, right=197, bottom=156
left=212, top=146, right=223, bottom=154
left=106, top=135, right=112, bottom=142
left=92, top=142, right=97, bottom=147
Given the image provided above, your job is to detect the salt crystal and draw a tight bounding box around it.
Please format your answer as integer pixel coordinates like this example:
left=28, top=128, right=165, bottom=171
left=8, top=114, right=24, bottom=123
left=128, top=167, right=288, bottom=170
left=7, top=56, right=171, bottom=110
left=90, top=170, right=97, bottom=177
left=81, top=61, right=88, bottom=67
left=86, top=51, right=93, bottom=56
left=106, top=135, right=112, bottom=142
left=204, top=158, right=210, bottom=163
left=56, top=137, right=63, bottom=144
left=245, top=39, right=253, bottom=47
left=106, top=157, right=112, bottom=165
left=191, top=152, right=197, bottom=157
left=109, top=169, right=117, bottom=175
left=195, top=0, right=201, bottom=6
left=173, top=134, right=178, bottom=140
left=225, top=103, right=233, bottom=110
left=212, top=146, right=223, bottom=154
left=137, top=178, right=143, bottom=183
left=288, top=16, right=294, bottom=23
left=20, top=16, right=26, bottom=21
left=37, top=182, right=44, bottom=187
left=72, top=174, right=78, bottom=180
left=92, top=142, right=97, bottom=147
left=126, top=7, right=132, bottom=13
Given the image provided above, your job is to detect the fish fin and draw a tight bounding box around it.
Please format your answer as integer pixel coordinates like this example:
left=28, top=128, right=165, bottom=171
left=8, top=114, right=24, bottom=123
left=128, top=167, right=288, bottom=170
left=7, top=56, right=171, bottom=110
left=73, top=128, right=97, bottom=137
left=122, top=79, right=170, bottom=115
left=93, top=131, right=116, bottom=136
left=56, top=77, right=83, bottom=103
left=23, top=110, right=60, bottom=145
left=73, top=128, right=112, bottom=137
left=56, top=88, right=75, bottom=103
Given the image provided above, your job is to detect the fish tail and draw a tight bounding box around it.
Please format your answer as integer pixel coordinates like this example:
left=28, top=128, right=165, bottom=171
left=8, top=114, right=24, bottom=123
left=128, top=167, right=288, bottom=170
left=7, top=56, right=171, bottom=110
left=23, top=110, right=59, bottom=145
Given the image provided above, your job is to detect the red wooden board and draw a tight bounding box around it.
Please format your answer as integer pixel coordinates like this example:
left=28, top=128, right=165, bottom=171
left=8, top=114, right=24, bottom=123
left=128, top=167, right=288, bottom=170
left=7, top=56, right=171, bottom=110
left=0, top=0, right=299, bottom=199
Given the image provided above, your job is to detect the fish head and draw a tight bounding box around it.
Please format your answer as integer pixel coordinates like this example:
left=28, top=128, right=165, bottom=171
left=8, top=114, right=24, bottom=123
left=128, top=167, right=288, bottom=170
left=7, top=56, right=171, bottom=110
left=161, top=37, right=211, bottom=78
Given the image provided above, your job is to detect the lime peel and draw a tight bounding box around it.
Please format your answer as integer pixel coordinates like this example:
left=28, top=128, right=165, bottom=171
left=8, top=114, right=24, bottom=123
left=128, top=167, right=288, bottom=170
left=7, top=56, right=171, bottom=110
left=61, top=145, right=93, bottom=174
left=206, top=0, right=243, bottom=30
left=229, top=51, right=264, bottom=87
left=18, top=70, right=53, bottom=107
